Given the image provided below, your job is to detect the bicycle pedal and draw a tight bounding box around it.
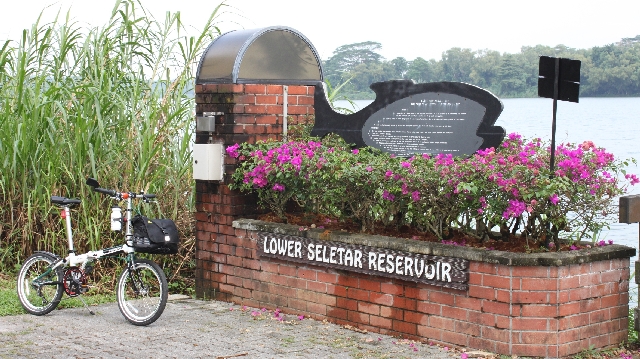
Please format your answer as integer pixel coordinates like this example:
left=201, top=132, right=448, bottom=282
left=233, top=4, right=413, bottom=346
left=84, top=265, right=94, bottom=274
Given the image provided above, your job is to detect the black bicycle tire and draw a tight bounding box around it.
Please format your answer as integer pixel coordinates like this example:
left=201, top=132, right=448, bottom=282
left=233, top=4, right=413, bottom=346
left=16, top=253, right=64, bottom=315
left=116, top=258, right=168, bottom=326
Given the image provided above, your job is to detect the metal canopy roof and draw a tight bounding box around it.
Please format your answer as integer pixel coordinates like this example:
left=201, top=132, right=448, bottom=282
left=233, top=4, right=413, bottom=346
left=196, top=26, right=323, bottom=84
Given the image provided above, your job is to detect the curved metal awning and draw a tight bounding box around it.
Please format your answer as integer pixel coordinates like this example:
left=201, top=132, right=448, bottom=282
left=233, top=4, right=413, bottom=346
left=196, top=26, right=323, bottom=85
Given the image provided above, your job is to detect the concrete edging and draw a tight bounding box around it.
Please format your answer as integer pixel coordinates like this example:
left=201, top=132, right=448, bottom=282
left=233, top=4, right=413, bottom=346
left=233, top=218, right=636, bottom=266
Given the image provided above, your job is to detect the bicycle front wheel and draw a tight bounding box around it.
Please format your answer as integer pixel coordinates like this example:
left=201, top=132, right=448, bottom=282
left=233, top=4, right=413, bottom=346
left=116, top=258, right=168, bottom=326
left=17, top=252, right=64, bottom=315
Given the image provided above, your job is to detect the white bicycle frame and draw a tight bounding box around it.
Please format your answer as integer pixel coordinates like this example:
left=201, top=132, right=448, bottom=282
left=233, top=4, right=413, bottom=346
left=53, top=192, right=150, bottom=271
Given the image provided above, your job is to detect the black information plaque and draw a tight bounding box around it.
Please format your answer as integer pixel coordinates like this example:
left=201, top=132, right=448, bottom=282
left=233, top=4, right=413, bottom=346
left=363, top=92, right=486, bottom=157
left=257, top=232, right=469, bottom=290
left=312, top=80, right=505, bottom=158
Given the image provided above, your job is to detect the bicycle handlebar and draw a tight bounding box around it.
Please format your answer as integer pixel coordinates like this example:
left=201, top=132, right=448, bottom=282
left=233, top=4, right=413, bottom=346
left=86, top=178, right=155, bottom=200
left=94, top=187, right=117, bottom=197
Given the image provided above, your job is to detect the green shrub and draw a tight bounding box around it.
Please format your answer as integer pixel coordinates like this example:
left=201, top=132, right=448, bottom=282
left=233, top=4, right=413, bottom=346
left=228, top=134, right=638, bottom=248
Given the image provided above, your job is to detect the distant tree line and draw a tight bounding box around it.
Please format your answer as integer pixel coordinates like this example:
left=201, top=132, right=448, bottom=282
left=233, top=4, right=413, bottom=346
left=322, top=36, right=640, bottom=99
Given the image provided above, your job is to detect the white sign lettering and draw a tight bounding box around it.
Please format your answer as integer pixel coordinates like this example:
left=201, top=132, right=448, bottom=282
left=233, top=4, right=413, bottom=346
left=257, top=233, right=468, bottom=290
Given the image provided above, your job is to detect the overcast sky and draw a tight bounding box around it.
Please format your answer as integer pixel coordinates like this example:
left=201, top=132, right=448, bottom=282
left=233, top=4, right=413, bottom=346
left=2, top=0, right=639, bottom=61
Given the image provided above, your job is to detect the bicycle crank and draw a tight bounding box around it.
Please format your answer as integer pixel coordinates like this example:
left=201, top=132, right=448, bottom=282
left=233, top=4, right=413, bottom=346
left=63, top=267, right=88, bottom=296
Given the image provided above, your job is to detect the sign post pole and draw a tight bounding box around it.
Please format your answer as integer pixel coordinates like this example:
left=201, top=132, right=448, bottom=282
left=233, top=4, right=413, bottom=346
left=538, top=55, right=581, bottom=249
left=550, top=57, right=560, bottom=175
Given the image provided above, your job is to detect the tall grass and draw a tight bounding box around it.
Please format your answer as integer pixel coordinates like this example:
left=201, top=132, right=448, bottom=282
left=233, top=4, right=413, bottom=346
left=0, top=0, right=223, bottom=281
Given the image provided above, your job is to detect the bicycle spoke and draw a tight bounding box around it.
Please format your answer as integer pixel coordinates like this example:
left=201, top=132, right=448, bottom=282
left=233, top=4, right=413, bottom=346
left=116, top=259, right=167, bottom=326
left=17, top=253, right=63, bottom=315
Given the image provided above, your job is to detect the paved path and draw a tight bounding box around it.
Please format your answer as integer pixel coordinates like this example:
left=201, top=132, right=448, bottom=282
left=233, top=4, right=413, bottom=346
left=0, top=295, right=471, bottom=359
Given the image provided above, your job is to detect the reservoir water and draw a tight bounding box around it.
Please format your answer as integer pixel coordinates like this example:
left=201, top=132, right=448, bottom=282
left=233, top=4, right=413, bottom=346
left=335, top=97, right=640, bottom=302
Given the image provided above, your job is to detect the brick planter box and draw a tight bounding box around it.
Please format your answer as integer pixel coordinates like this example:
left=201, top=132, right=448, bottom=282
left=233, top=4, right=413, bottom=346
left=196, top=218, right=634, bottom=358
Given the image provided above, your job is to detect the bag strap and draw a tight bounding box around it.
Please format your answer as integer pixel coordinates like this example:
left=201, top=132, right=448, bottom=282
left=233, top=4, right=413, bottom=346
left=152, top=219, right=169, bottom=235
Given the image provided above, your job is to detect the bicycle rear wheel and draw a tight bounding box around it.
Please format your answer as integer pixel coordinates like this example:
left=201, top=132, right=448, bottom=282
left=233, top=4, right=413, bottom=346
left=116, top=258, right=168, bottom=326
left=17, top=252, right=64, bottom=315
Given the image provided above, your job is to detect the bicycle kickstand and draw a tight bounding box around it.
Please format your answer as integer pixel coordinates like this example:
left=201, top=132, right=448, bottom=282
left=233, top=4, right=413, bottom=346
left=78, top=295, right=95, bottom=315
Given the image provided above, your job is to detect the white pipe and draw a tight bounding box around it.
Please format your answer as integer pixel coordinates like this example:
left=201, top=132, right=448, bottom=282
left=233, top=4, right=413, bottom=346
left=283, top=85, right=288, bottom=139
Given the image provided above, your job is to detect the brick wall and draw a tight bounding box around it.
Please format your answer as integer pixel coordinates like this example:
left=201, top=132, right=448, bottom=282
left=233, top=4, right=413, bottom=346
left=206, top=225, right=630, bottom=358
left=194, top=82, right=631, bottom=357
left=194, top=82, right=315, bottom=301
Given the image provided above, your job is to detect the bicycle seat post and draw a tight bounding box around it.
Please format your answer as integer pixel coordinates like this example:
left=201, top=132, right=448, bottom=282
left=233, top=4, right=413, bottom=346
left=63, top=205, right=75, bottom=254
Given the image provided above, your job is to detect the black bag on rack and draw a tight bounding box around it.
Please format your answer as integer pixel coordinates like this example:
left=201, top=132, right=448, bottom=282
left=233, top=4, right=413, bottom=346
left=131, top=215, right=180, bottom=254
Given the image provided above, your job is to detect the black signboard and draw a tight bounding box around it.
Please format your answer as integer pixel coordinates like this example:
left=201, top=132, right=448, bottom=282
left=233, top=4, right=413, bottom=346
left=311, top=80, right=505, bottom=158
left=537, top=56, right=582, bottom=175
left=257, top=232, right=469, bottom=290
left=538, top=56, right=581, bottom=103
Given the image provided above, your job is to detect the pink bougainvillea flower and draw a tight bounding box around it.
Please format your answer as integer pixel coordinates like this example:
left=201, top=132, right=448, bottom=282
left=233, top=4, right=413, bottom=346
left=549, top=194, right=559, bottom=205
left=252, top=177, right=268, bottom=188
left=226, top=143, right=240, bottom=158
left=461, top=353, right=469, bottom=359
left=411, top=191, right=420, bottom=201
left=508, top=133, right=522, bottom=141
left=272, top=183, right=285, bottom=192
left=298, top=315, right=304, bottom=320
left=291, top=156, right=302, bottom=169
left=352, top=149, right=359, bottom=155
left=570, top=245, right=578, bottom=251
left=625, top=173, right=640, bottom=185
left=382, top=190, right=395, bottom=201
left=503, top=200, right=527, bottom=219
left=401, top=161, right=411, bottom=168
left=580, top=140, right=595, bottom=151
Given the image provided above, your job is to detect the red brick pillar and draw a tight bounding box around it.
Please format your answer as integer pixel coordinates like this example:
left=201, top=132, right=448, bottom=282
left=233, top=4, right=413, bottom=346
left=194, top=83, right=315, bottom=299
